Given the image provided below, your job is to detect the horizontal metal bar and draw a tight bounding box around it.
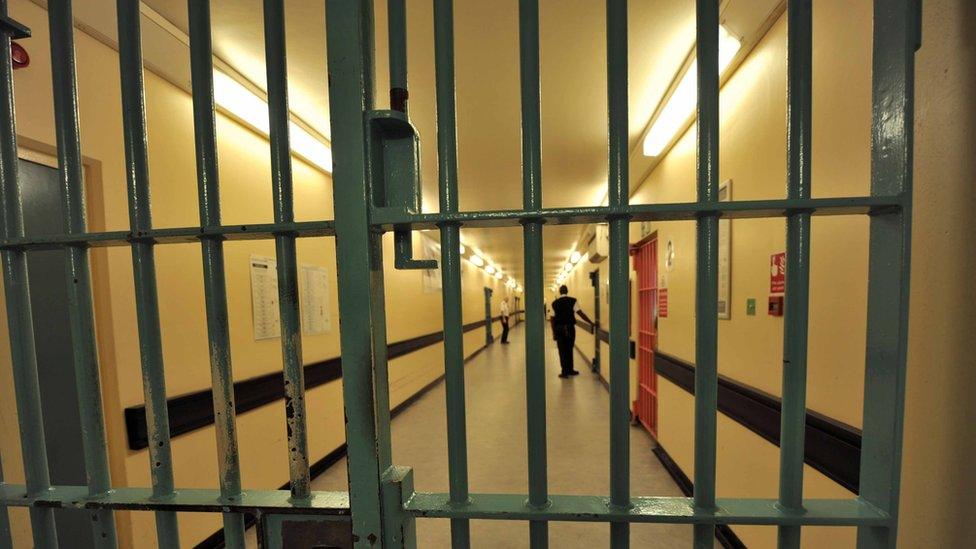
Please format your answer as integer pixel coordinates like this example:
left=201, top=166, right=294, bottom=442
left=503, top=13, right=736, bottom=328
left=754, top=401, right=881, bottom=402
left=403, top=494, right=890, bottom=527
left=0, top=220, right=335, bottom=250
left=371, top=196, right=903, bottom=230
left=0, top=485, right=890, bottom=527
left=0, top=196, right=902, bottom=251
left=0, top=485, right=349, bottom=516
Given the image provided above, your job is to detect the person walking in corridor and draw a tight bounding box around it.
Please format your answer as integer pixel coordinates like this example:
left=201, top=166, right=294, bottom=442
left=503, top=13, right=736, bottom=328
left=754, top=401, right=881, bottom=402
left=551, top=285, right=594, bottom=378
left=500, top=298, right=511, bottom=344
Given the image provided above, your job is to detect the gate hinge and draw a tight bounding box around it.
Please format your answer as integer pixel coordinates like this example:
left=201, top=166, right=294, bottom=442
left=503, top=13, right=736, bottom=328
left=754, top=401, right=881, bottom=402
left=366, top=109, right=436, bottom=270
left=0, top=15, right=31, bottom=40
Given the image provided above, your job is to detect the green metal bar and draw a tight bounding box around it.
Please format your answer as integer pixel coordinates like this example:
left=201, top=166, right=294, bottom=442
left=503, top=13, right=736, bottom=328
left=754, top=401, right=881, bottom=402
left=605, top=1, right=631, bottom=548
left=0, top=1, right=58, bottom=546
left=693, top=1, right=720, bottom=547
left=0, top=220, right=336, bottom=250
left=778, top=1, right=812, bottom=547
left=369, top=196, right=901, bottom=230
left=0, top=485, right=351, bottom=514
left=0, top=484, right=891, bottom=527
left=47, top=1, right=118, bottom=545
left=0, top=197, right=899, bottom=252
left=857, top=1, right=917, bottom=547
left=115, top=1, right=181, bottom=544
left=517, top=0, right=549, bottom=545
left=388, top=0, right=408, bottom=112
left=187, top=1, right=246, bottom=545
left=262, top=0, right=312, bottom=501
left=433, top=1, right=471, bottom=545
left=404, top=494, right=891, bottom=526
left=0, top=450, right=11, bottom=548
left=326, top=1, right=388, bottom=546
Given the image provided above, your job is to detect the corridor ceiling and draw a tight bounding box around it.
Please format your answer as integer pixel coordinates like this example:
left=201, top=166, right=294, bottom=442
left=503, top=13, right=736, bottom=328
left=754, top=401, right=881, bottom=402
left=31, top=0, right=780, bottom=289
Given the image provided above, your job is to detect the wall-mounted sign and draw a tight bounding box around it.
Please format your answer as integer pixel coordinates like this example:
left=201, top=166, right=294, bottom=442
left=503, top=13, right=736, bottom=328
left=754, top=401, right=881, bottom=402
left=770, top=252, right=786, bottom=294
left=658, top=288, right=668, bottom=318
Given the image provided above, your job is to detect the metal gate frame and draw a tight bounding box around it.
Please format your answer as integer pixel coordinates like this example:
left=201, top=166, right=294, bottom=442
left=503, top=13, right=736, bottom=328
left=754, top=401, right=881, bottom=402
left=0, top=0, right=919, bottom=548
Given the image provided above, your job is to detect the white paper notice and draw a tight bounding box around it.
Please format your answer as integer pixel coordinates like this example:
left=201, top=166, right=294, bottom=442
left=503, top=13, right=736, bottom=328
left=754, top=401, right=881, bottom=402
left=250, top=255, right=280, bottom=340
left=300, top=264, right=331, bottom=335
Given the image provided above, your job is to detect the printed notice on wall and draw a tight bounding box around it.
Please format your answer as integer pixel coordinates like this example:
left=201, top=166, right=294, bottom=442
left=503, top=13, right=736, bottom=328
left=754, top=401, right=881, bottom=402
left=717, top=181, right=732, bottom=319
left=422, top=237, right=442, bottom=293
left=300, top=264, right=332, bottom=335
left=250, top=255, right=280, bottom=340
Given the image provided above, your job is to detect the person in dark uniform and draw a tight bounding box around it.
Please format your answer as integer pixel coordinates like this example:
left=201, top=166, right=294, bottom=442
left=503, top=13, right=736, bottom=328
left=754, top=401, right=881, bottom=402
left=551, top=285, right=594, bottom=378
left=500, top=298, right=511, bottom=344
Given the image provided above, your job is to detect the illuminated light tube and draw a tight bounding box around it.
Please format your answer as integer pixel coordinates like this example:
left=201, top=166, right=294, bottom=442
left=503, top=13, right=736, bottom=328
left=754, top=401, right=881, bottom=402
left=494, top=271, right=503, bottom=280
left=570, top=251, right=582, bottom=264
left=642, top=25, right=741, bottom=157
left=485, top=265, right=496, bottom=275
left=564, top=263, right=573, bottom=272
left=469, top=255, right=484, bottom=267
left=213, top=69, right=334, bottom=172
left=460, top=244, right=466, bottom=254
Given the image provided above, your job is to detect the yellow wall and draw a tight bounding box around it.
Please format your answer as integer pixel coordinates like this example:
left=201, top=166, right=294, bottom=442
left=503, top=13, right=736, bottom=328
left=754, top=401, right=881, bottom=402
left=564, top=0, right=975, bottom=547
left=0, top=0, right=516, bottom=546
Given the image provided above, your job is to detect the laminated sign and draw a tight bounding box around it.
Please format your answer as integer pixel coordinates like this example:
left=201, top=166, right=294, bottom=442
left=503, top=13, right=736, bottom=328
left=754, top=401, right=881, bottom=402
left=770, top=252, right=786, bottom=294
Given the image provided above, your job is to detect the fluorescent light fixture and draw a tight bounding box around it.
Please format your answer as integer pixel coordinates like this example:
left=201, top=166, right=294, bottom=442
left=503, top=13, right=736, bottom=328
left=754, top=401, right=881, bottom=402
left=564, top=263, right=573, bottom=272
left=485, top=265, right=496, bottom=275
left=212, top=70, right=333, bottom=172
left=459, top=244, right=466, bottom=254
left=469, top=255, right=484, bottom=267
left=642, top=25, right=741, bottom=157
left=494, top=271, right=503, bottom=280
left=570, top=251, right=582, bottom=264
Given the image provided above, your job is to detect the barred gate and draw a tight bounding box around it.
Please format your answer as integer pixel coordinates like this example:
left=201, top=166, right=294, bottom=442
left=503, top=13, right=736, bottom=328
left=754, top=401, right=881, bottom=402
left=0, top=0, right=918, bottom=548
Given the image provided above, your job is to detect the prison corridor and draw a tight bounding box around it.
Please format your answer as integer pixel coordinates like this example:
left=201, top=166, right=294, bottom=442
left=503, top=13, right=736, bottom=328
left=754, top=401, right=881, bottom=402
left=242, top=325, right=695, bottom=548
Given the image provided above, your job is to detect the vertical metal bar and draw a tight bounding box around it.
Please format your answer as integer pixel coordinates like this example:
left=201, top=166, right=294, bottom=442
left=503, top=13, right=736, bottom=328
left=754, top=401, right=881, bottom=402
left=432, top=1, right=471, bottom=545
left=115, top=1, right=181, bottom=543
left=606, top=1, right=631, bottom=547
left=0, top=450, right=11, bottom=549
left=326, top=1, right=387, bottom=546
left=777, top=1, right=812, bottom=547
left=693, top=1, right=719, bottom=547
left=857, top=1, right=917, bottom=547
left=0, top=1, right=58, bottom=547
left=262, top=0, right=312, bottom=501
left=388, top=0, right=408, bottom=113
left=517, top=1, right=549, bottom=546
left=46, top=1, right=118, bottom=545
left=187, top=1, right=247, bottom=545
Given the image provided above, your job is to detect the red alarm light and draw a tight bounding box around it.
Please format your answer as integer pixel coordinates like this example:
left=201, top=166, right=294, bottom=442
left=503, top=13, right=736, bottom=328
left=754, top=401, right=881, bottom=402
left=11, top=42, right=29, bottom=70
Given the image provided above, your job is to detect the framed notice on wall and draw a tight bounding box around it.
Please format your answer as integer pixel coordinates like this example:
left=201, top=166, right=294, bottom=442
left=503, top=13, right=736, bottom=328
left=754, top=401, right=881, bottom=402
left=717, top=180, right=732, bottom=319
left=422, top=236, right=442, bottom=293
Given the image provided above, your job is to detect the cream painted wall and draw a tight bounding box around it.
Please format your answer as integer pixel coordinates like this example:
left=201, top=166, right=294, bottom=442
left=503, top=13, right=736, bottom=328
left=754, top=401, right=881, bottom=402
left=563, top=1, right=975, bottom=548
left=0, top=0, right=516, bottom=547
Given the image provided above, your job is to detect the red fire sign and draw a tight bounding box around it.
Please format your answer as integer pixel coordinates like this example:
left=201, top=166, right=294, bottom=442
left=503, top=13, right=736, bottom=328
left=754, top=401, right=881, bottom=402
left=770, top=252, right=786, bottom=294
left=658, top=288, right=668, bottom=318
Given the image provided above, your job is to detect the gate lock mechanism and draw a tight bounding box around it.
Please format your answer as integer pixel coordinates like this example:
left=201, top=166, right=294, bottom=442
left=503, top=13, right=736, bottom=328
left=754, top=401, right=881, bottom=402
left=367, top=109, right=437, bottom=271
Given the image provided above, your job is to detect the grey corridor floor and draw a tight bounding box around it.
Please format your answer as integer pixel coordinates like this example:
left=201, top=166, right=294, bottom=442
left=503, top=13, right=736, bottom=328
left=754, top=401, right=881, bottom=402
left=247, top=325, right=700, bottom=548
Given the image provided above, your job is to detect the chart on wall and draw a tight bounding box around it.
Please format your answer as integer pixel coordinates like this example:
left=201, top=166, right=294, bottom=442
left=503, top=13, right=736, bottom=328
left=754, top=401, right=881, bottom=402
left=717, top=181, right=732, bottom=319
left=250, top=255, right=333, bottom=340
left=299, top=264, right=332, bottom=335
left=250, top=255, right=280, bottom=340
left=422, top=236, right=442, bottom=293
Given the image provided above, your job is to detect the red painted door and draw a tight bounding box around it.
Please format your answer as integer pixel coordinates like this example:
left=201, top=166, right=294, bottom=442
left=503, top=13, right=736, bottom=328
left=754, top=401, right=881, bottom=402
left=632, top=236, right=658, bottom=438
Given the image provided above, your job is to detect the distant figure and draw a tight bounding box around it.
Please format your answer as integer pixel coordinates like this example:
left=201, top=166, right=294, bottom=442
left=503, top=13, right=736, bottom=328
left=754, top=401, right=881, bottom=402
left=551, top=285, right=594, bottom=378
left=500, top=298, right=511, bottom=344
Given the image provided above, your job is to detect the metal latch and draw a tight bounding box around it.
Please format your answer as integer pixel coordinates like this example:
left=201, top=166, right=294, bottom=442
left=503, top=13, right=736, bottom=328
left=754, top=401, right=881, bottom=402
left=366, top=109, right=436, bottom=270
left=0, top=14, right=31, bottom=40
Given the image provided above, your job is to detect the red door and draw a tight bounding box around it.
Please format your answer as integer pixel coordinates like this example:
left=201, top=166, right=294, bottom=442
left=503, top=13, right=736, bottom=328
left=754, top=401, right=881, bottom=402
left=631, top=236, right=658, bottom=437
